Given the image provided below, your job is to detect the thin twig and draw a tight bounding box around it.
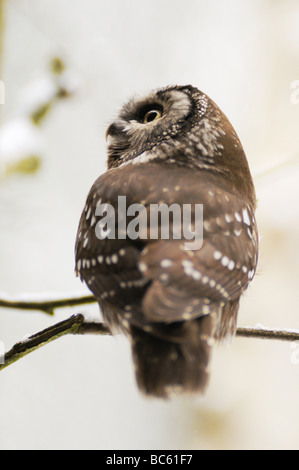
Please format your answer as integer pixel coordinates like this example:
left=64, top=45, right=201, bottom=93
left=0, top=294, right=96, bottom=315
left=236, top=327, right=299, bottom=342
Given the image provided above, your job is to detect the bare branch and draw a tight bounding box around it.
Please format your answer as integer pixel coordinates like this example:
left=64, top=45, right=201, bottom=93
left=0, top=293, right=97, bottom=315
left=0, top=310, right=298, bottom=372
left=0, top=314, right=111, bottom=371
left=236, top=326, right=299, bottom=342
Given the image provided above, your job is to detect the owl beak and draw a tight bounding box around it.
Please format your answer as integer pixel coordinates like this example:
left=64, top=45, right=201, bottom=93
left=106, top=134, right=113, bottom=146
left=105, top=127, right=114, bottom=147
left=106, top=121, right=126, bottom=140
left=106, top=122, right=119, bottom=141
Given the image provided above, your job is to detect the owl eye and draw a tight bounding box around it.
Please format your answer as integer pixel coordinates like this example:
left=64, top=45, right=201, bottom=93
left=143, top=109, right=162, bottom=124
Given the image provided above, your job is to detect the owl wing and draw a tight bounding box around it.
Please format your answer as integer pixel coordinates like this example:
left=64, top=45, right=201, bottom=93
left=75, top=162, right=258, bottom=328
left=75, top=166, right=149, bottom=330
left=137, top=165, right=258, bottom=324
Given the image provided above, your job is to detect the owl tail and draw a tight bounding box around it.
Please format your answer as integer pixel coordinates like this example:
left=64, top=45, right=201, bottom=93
left=131, top=316, right=214, bottom=399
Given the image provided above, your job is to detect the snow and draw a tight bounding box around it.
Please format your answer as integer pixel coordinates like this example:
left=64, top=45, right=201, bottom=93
left=0, top=117, right=43, bottom=163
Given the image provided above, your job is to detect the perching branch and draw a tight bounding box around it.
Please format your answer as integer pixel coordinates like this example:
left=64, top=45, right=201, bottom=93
left=0, top=314, right=111, bottom=371
left=1, top=292, right=299, bottom=339
left=236, top=327, right=299, bottom=342
left=0, top=302, right=299, bottom=371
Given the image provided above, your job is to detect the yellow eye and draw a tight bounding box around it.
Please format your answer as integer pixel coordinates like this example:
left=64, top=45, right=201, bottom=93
left=143, top=109, right=162, bottom=123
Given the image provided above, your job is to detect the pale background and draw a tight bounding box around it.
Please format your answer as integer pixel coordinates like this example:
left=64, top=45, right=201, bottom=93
left=0, top=0, right=299, bottom=450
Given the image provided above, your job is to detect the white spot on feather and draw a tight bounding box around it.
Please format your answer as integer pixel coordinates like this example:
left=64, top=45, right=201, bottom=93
left=213, top=251, right=222, bottom=260
left=242, top=208, right=251, bottom=226
left=160, top=259, right=173, bottom=268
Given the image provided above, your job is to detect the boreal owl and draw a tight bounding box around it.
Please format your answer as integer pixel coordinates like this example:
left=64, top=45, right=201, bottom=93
left=75, top=85, right=258, bottom=398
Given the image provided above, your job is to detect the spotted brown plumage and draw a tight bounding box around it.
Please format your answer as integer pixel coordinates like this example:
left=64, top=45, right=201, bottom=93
left=75, top=85, right=258, bottom=398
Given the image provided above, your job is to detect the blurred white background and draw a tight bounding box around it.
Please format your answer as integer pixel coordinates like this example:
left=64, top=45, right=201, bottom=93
left=0, top=0, right=299, bottom=450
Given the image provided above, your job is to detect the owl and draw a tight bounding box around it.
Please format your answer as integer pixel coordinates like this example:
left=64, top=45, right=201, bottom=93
left=75, top=85, right=258, bottom=398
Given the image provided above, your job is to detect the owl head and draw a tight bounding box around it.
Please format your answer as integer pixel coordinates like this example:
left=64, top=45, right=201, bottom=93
left=105, top=85, right=255, bottom=205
